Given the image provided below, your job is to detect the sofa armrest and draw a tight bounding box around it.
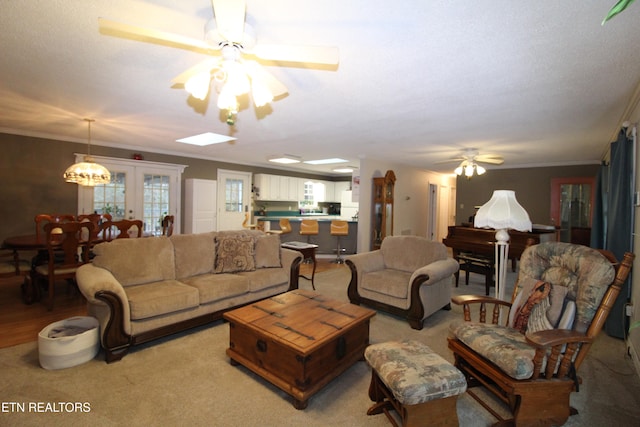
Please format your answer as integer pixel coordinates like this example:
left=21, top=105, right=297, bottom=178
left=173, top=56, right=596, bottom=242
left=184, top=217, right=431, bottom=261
left=76, top=263, right=129, bottom=311
left=410, top=258, right=459, bottom=287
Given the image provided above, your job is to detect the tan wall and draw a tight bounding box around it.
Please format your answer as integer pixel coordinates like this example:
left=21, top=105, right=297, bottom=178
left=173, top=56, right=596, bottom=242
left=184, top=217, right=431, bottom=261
left=0, top=132, right=340, bottom=243
left=454, top=164, right=600, bottom=226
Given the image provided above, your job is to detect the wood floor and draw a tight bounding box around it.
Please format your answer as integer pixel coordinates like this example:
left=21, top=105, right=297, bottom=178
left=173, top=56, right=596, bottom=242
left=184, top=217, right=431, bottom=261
left=0, top=257, right=346, bottom=350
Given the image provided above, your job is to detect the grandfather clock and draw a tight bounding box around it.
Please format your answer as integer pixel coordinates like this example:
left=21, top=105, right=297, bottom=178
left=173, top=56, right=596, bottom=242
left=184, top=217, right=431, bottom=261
left=372, top=170, right=396, bottom=250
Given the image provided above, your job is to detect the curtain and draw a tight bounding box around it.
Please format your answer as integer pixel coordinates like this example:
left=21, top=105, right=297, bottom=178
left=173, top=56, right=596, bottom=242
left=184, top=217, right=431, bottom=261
left=604, top=128, right=634, bottom=338
left=590, top=161, right=608, bottom=249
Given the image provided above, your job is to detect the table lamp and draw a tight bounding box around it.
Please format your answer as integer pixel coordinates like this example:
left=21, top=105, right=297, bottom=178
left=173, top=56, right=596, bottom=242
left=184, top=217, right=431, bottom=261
left=474, top=190, right=532, bottom=309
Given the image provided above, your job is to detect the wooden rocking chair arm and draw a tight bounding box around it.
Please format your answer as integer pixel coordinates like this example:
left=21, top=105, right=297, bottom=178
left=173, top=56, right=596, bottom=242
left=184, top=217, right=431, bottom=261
left=525, top=329, right=591, bottom=348
left=451, top=294, right=512, bottom=308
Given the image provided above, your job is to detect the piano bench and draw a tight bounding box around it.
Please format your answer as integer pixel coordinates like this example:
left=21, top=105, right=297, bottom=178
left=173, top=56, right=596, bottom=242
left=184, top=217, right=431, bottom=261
left=455, top=253, right=494, bottom=296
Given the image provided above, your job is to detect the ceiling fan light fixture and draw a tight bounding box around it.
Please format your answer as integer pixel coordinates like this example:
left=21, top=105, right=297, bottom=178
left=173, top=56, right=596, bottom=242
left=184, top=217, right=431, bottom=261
left=185, top=71, right=211, bottom=100
left=63, top=119, right=111, bottom=187
left=217, top=83, right=238, bottom=112
left=476, top=164, right=486, bottom=175
left=251, top=79, right=273, bottom=107
left=454, top=165, right=464, bottom=175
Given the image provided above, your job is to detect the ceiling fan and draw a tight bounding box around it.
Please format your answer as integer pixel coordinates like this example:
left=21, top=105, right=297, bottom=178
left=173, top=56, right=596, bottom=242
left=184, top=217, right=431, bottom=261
left=437, top=149, right=504, bottom=178
left=98, top=0, right=339, bottom=125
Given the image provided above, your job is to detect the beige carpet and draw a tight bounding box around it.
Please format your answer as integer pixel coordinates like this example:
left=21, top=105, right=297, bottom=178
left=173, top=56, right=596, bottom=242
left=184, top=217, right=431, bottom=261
left=1, top=266, right=639, bottom=426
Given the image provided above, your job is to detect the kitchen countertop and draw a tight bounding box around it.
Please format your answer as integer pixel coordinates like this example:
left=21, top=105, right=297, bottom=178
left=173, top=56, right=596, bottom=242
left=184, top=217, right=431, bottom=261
left=256, top=216, right=358, bottom=222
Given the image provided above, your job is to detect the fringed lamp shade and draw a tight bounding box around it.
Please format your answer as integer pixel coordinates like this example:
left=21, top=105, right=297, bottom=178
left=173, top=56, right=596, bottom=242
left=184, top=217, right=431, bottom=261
left=474, top=190, right=531, bottom=307
left=63, top=156, right=111, bottom=186
left=474, top=190, right=531, bottom=234
left=63, top=118, right=111, bottom=186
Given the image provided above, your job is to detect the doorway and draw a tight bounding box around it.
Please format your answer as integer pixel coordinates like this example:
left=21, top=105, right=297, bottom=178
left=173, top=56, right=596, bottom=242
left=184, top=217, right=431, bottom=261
left=550, top=177, right=595, bottom=243
left=217, top=169, right=252, bottom=231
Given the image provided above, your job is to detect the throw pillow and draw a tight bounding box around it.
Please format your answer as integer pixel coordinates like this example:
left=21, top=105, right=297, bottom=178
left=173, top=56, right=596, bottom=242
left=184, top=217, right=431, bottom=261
left=214, top=234, right=256, bottom=273
left=255, top=234, right=281, bottom=268
left=509, top=277, right=551, bottom=334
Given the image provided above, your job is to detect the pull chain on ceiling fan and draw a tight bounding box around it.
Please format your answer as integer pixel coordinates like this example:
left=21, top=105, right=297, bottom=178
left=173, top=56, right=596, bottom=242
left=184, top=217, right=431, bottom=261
left=98, top=0, right=339, bottom=126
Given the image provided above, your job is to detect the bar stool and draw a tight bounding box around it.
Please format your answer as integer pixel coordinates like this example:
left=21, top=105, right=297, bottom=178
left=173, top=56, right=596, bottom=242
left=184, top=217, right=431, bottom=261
left=330, top=220, right=349, bottom=263
left=242, top=213, right=257, bottom=229
left=299, top=219, right=318, bottom=264
left=267, top=218, right=292, bottom=235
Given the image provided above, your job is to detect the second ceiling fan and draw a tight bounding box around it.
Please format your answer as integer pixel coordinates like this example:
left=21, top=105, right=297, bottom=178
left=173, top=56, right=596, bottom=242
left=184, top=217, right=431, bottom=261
left=99, top=0, right=340, bottom=125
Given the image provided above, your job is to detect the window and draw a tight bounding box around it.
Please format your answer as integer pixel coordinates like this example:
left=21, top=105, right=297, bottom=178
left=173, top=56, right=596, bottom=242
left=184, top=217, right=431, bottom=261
left=225, top=178, right=243, bottom=212
left=143, top=174, right=170, bottom=235
left=93, top=172, right=126, bottom=220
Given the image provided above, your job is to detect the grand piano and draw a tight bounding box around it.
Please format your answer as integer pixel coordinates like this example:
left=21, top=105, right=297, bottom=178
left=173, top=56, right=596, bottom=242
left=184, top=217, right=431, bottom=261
left=443, top=225, right=556, bottom=294
left=443, top=225, right=556, bottom=264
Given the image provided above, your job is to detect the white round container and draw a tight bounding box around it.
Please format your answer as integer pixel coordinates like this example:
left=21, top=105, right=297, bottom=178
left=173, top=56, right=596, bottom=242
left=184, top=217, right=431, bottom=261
left=38, top=316, right=100, bottom=370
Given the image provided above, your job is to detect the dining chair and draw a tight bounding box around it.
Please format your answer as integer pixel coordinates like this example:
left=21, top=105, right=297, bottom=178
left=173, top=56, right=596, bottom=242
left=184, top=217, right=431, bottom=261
left=34, top=214, right=76, bottom=242
left=161, top=215, right=175, bottom=236
left=110, top=219, right=144, bottom=239
left=29, top=221, right=93, bottom=310
left=78, top=213, right=108, bottom=241
left=0, top=249, right=30, bottom=278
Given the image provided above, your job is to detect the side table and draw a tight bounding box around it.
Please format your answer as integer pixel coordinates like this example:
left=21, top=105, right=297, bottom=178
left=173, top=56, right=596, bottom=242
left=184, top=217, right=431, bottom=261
left=281, top=242, right=319, bottom=290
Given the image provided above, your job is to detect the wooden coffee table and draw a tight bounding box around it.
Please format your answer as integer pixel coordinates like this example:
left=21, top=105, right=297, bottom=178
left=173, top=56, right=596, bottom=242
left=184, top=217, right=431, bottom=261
left=223, top=289, right=376, bottom=409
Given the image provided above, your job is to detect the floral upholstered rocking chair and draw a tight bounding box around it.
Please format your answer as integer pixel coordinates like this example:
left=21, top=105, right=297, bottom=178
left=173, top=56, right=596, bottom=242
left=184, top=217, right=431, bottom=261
left=448, top=242, right=634, bottom=427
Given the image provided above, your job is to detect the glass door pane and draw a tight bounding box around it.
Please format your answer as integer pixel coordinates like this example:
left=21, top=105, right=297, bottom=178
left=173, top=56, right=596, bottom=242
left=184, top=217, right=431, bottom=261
left=559, top=183, right=592, bottom=243
left=93, top=171, right=127, bottom=220
left=143, top=173, right=171, bottom=235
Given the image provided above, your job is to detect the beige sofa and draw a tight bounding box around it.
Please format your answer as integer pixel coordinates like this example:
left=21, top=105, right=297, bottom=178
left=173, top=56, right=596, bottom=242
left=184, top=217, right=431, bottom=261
left=345, top=235, right=459, bottom=330
left=76, top=230, right=302, bottom=362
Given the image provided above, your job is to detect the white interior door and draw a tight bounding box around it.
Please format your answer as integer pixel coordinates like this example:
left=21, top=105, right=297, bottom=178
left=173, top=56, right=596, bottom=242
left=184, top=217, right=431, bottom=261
left=217, top=169, right=252, bottom=231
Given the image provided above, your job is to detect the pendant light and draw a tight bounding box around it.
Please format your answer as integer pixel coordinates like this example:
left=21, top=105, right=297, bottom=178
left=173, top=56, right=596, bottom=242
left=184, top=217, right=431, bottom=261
left=63, top=118, right=111, bottom=186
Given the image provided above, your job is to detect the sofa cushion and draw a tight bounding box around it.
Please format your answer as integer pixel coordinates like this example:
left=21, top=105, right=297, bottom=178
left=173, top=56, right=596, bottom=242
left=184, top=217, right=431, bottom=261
left=239, top=268, right=289, bottom=292
left=181, top=273, right=250, bottom=304
left=255, top=234, right=281, bottom=268
left=361, top=269, right=412, bottom=299
left=125, top=280, right=200, bottom=320
left=215, top=233, right=256, bottom=273
left=93, top=236, right=176, bottom=286
left=170, top=232, right=216, bottom=279
left=381, top=236, right=447, bottom=273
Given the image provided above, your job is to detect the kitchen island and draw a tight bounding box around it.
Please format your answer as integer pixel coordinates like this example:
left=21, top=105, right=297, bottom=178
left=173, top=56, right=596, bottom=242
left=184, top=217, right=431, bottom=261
left=257, top=216, right=358, bottom=256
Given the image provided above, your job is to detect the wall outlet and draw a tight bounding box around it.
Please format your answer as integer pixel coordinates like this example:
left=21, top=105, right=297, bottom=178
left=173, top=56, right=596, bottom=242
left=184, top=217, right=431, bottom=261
left=626, top=303, right=634, bottom=317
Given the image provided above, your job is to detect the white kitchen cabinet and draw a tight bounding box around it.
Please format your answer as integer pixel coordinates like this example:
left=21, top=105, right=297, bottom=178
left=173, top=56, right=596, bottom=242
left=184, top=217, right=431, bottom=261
left=184, top=179, right=217, bottom=233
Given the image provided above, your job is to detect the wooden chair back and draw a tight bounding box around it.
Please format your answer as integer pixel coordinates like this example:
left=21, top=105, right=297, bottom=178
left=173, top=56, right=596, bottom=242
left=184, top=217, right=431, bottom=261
left=35, top=214, right=76, bottom=242
left=34, top=221, right=93, bottom=310
left=109, top=219, right=143, bottom=239
left=162, top=215, right=175, bottom=236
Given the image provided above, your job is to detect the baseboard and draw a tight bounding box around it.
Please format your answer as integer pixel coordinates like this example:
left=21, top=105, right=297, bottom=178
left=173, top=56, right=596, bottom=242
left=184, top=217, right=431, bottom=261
left=626, top=339, right=640, bottom=378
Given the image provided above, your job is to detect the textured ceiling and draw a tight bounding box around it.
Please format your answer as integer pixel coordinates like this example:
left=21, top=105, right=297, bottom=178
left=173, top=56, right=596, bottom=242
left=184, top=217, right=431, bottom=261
left=1, top=0, right=639, bottom=176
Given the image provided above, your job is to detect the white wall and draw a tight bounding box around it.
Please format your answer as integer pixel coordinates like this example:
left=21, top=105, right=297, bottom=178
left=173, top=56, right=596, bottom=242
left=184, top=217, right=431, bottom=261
left=355, top=157, right=456, bottom=253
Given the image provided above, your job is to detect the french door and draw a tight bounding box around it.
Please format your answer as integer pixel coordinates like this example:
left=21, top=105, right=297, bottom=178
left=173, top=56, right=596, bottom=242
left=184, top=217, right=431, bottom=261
left=76, top=155, right=185, bottom=235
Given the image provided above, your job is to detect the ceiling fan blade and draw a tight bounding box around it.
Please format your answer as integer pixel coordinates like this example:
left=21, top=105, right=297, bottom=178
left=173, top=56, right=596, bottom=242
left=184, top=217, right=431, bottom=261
left=243, top=61, right=288, bottom=97
left=253, top=44, right=339, bottom=65
left=99, top=18, right=216, bottom=55
left=475, top=155, right=504, bottom=165
left=171, top=58, right=221, bottom=86
left=434, top=158, right=465, bottom=164
left=212, top=0, right=246, bottom=43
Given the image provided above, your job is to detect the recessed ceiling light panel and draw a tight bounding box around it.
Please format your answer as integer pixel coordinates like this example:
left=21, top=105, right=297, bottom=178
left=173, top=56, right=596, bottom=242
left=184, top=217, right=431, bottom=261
left=268, top=155, right=301, bottom=164
left=303, top=158, right=348, bottom=165
left=176, top=132, right=236, bottom=146
left=333, top=166, right=355, bottom=173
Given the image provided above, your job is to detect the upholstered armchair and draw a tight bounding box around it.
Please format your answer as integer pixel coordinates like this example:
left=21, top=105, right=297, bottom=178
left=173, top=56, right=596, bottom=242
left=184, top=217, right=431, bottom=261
left=346, top=235, right=459, bottom=329
left=448, top=242, right=634, bottom=426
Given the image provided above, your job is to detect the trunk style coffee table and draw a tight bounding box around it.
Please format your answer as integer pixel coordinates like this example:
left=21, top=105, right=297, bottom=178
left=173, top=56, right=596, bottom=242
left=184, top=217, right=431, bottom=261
left=223, top=289, right=376, bottom=409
